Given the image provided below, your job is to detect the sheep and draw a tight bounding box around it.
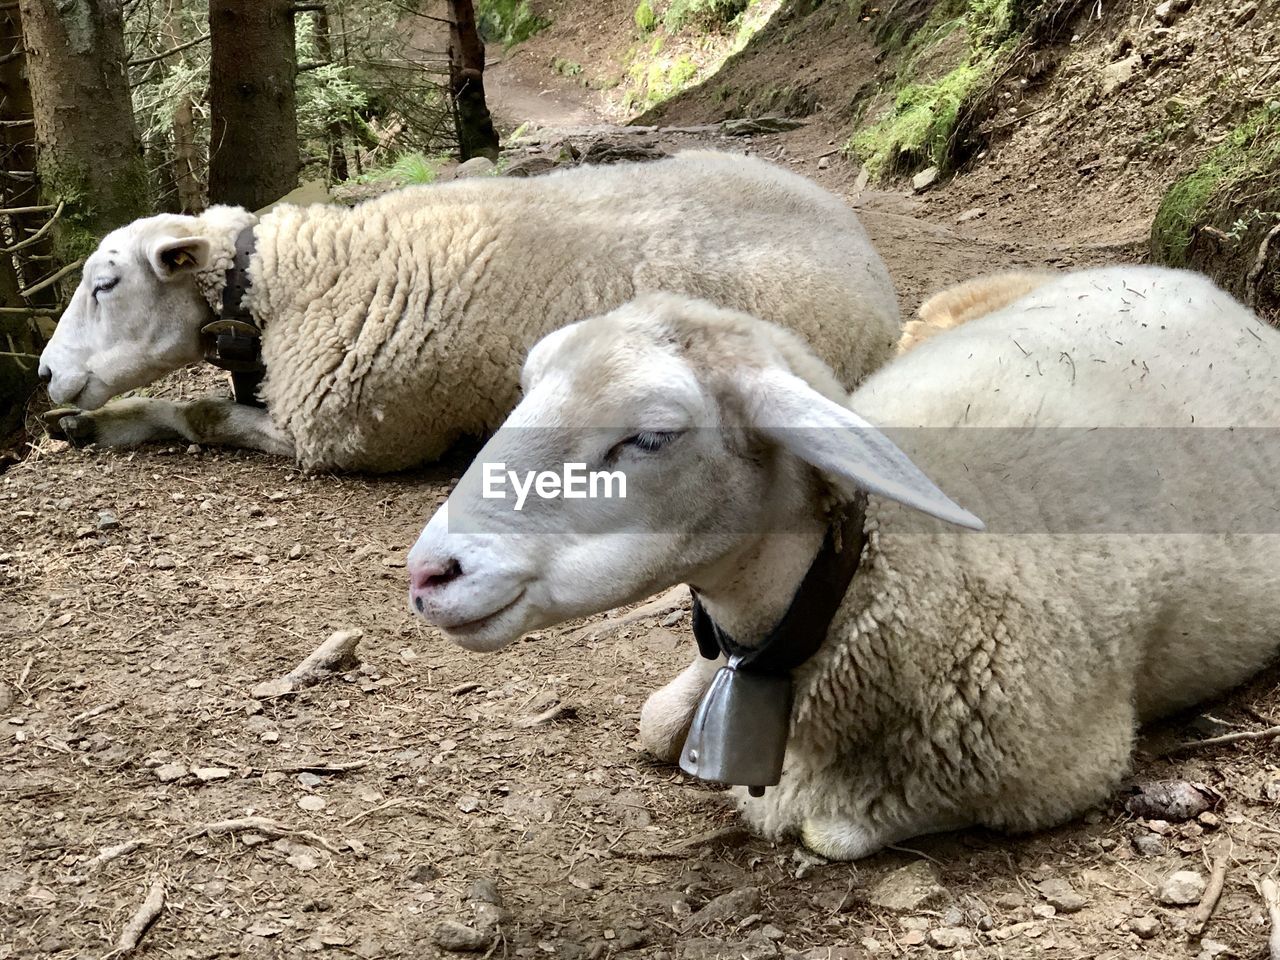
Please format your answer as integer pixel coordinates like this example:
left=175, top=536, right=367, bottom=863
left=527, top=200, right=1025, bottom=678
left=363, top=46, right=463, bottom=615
left=404, top=265, right=1280, bottom=860
left=36, top=151, right=899, bottom=472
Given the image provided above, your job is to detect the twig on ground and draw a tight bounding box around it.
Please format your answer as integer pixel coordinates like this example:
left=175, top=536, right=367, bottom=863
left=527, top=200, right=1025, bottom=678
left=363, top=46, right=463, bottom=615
left=450, top=681, right=483, bottom=696
left=627, top=824, right=750, bottom=859
left=1246, top=221, right=1280, bottom=308
left=87, top=839, right=146, bottom=871
left=263, top=759, right=369, bottom=775
left=103, top=878, right=165, bottom=958
left=1260, top=876, right=1280, bottom=960
left=1188, top=846, right=1231, bottom=936
left=1161, top=725, right=1280, bottom=757
left=252, top=628, right=363, bottom=698
left=341, top=796, right=440, bottom=828
left=513, top=703, right=578, bottom=728
left=566, top=585, right=690, bottom=641
left=71, top=700, right=122, bottom=726
left=184, top=815, right=346, bottom=854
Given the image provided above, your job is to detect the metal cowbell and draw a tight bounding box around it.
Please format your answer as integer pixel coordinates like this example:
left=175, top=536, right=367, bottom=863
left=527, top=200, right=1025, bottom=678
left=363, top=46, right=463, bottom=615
left=679, top=660, right=793, bottom=795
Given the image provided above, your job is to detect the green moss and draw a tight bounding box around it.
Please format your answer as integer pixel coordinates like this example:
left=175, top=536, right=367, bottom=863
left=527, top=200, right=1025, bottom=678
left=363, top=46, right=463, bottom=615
left=475, top=0, right=550, bottom=47
left=663, top=0, right=749, bottom=33
left=1151, top=105, right=1280, bottom=266
left=843, top=0, right=1041, bottom=180
left=552, top=57, right=584, bottom=76
left=635, top=0, right=657, bottom=33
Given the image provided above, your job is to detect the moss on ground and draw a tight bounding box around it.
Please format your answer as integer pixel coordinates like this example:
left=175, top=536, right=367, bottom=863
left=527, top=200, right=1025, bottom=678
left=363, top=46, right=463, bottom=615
left=846, top=0, right=1073, bottom=180
left=1151, top=105, right=1280, bottom=266
left=475, top=0, right=550, bottom=47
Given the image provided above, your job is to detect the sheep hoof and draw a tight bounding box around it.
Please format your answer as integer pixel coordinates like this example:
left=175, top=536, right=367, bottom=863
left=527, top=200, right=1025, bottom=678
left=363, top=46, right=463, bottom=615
left=58, top=413, right=97, bottom=447
left=800, top=817, right=886, bottom=861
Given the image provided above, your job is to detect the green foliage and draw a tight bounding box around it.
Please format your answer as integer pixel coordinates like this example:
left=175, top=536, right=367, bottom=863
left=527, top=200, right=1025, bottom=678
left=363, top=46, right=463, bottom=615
left=663, top=0, right=750, bottom=33
left=475, top=0, right=551, bottom=47
left=635, top=0, right=657, bottom=33
left=848, top=60, right=987, bottom=177
left=356, top=151, right=447, bottom=187
left=552, top=57, right=584, bottom=77
left=626, top=54, right=702, bottom=111
left=1152, top=105, right=1280, bottom=266
left=844, top=0, right=1037, bottom=179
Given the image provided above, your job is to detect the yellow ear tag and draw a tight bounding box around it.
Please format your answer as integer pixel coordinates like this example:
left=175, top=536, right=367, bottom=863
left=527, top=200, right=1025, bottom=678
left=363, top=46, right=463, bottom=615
left=171, top=250, right=194, bottom=268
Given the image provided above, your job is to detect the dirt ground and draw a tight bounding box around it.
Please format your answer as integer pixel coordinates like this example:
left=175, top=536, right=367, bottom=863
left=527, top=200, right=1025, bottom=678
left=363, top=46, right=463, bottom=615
left=5, top=16, right=1280, bottom=959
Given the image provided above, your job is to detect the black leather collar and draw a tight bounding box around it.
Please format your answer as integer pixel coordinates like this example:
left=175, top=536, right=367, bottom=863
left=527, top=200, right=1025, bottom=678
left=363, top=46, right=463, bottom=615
left=691, top=494, right=869, bottom=675
left=200, top=226, right=265, bottom=407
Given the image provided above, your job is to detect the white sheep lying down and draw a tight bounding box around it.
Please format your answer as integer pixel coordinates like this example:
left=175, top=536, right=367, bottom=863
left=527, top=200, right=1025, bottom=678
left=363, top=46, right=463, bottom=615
left=405, top=264, right=1280, bottom=859
left=35, top=152, right=898, bottom=472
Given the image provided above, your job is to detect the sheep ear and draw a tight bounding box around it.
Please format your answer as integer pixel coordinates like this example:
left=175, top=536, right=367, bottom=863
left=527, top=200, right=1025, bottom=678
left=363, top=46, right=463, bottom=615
left=147, top=235, right=211, bottom=281
left=742, top=366, right=985, bottom=530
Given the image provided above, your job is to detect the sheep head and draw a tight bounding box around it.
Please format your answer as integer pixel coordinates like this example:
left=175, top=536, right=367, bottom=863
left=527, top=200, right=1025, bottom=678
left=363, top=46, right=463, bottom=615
left=407, top=293, right=981, bottom=652
left=38, top=208, right=250, bottom=410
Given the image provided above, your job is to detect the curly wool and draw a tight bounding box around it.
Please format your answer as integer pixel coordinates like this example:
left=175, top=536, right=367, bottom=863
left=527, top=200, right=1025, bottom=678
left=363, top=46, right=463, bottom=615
left=215, top=151, right=900, bottom=471
left=735, top=265, right=1280, bottom=852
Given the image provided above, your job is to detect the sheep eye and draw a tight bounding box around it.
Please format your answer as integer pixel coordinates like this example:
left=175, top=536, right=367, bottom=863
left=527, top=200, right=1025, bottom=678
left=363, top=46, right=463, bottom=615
left=613, top=430, right=681, bottom=457
left=92, top=277, right=119, bottom=301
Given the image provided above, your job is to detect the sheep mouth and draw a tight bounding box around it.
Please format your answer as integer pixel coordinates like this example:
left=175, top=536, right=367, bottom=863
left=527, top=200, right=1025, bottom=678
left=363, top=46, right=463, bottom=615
left=438, top=589, right=528, bottom=652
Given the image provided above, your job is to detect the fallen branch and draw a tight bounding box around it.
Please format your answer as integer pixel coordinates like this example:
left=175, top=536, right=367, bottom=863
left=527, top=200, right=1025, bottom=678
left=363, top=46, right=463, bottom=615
left=87, top=839, right=146, bottom=871
left=252, top=628, right=362, bottom=698
left=71, top=699, right=121, bottom=726
left=1161, top=725, right=1280, bottom=757
left=1188, top=847, right=1230, bottom=937
left=1261, top=876, right=1280, bottom=960
left=341, top=796, right=440, bottom=828
left=1247, top=221, right=1280, bottom=309
left=513, top=703, right=577, bottom=728
left=104, top=878, right=164, bottom=958
left=627, top=824, right=750, bottom=859
left=264, top=759, right=369, bottom=775
left=184, top=815, right=346, bottom=855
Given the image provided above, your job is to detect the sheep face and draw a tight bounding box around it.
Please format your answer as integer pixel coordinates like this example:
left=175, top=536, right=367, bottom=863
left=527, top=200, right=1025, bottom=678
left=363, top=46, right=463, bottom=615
left=407, top=294, right=981, bottom=653
left=38, top=215, right=213, bottom=410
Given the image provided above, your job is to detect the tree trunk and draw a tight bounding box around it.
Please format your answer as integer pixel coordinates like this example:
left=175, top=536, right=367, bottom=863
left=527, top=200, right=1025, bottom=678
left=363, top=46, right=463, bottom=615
left=0, top=2, right=59, bottom=449
left=209, top=0, right=299, bottom=211
left=16, top=0, right=150, bottom=264
left=447, top=0, right=499, bottom=162
left=162, top=0, right=203, bottom=214
left=312, top=5, right=348, bottom=182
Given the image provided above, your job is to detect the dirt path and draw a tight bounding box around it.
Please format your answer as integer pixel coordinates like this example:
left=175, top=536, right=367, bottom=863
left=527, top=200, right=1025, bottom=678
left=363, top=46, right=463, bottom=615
left=3, top=72, right=1278, bottom=960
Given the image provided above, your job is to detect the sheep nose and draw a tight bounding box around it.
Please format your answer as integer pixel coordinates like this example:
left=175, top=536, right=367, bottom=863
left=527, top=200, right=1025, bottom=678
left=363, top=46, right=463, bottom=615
left=408, top=557, right=464, bottom=614
left=38, top=363, right=52, bottom=384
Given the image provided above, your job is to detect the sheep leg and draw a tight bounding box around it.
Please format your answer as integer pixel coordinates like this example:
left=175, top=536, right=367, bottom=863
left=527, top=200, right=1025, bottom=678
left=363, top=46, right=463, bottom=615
left=49, top=397, right=295, bottom=458
left=638, top=652, right=725, bottom=762
left=798, top=811, right=971, bottom=861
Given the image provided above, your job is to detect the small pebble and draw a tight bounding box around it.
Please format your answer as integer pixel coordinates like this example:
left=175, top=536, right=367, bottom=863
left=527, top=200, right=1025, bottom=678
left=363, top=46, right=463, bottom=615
left=432, top=920, right=490, bottom=952
left=1127, top=916, right=1160, bottom=939
left=1156, top=870, right=1205, bottom=905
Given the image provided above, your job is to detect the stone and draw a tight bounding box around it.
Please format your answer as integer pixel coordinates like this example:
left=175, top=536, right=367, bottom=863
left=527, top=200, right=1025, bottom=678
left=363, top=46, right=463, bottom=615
left=1125, top=781, right=1216, bottom=822
left=406, top=863, right=439, bottom=883
left=153, top=556, right=176, bottom=570
left=193, top=766, right=232, bottom=782
left=1036, top=878, right=1087, bottom=913
left=912, top=166, right=940, bottom=193
left=926, top=927, right=974, bottom=949
left=817, top=156, right=830, bottom=170
left=471, top=901, right=512, bottom=932
left=467, top=878, right=504, bottom=906
left=676, top=938, right=777, bottom=959
left=1154, top=0, right=1192, bottom=24
left=957, top=207, right=986, bottom=223
left=684, top=887, right=761, bottom=930
left=1132, top=831, right=1167, bottom=857
left=1127, top=916, right=1160, bottom=939
left=97, top=510, right=119, bottom=530
left=867, top=862, right=949, bottom=912
left=503, top=155, right=563, bottom=178
left=1032, top=904, right=1056, bottom=919
left=455, top=157, right=496, bottom=179
left=432, top=921, right=491, bottom=952
left=1197, top=939, right=1230, bottom=960
left=721, top=116, right=804, bottom=136
left=854, top=167, right=870, bottom=193
left=1100, top=55, right=1142, bottom=97
left=1156, top=870, right=1205, bottom=905
left=154, top=762, right=187, bottom=782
